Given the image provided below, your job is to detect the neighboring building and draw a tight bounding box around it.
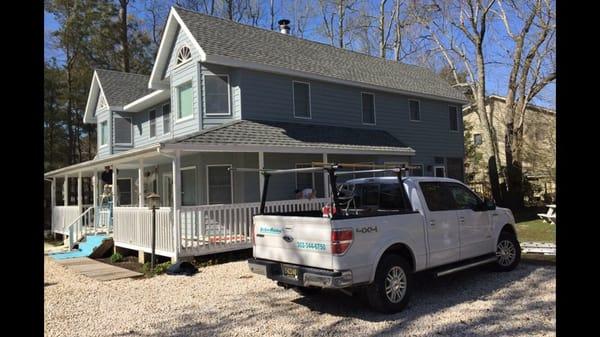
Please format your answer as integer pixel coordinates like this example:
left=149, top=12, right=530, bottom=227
left=45, top=6, right=467, bottom=261
left=463, top=95, right=556, bottom=200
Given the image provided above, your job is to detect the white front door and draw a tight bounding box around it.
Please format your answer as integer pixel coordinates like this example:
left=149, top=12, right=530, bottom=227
left=163, top=173, right=173, bottom=207
left=419, top=181, right=460, bottom=267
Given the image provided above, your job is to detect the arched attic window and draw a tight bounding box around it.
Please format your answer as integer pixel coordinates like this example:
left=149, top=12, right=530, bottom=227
left=176, top=45, right=192, bottom=65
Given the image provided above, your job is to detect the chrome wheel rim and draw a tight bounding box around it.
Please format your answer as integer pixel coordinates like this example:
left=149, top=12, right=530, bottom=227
left=384, top=266, right=407, bottom=303
left=496, top=240, right=516, bottom=266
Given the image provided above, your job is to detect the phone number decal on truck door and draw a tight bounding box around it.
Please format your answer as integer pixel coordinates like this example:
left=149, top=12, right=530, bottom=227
left=296, top=241, right=327, bottom=251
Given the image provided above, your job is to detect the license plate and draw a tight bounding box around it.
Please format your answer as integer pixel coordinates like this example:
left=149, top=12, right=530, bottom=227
left=282, top=265, right=299, bottom=280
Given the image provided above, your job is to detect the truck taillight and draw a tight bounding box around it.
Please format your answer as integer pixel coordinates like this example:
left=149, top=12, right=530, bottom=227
left=331, top=228, right=353, bottom=255
left=322, top=204, right=337, bottom=218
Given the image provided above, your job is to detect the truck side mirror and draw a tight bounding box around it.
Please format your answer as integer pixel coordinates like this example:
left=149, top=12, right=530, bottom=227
left=484, top=198, right=496, bottom=210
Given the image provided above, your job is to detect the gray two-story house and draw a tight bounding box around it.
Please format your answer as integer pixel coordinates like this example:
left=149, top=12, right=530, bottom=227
left=45, top=6, right=467, bottom=262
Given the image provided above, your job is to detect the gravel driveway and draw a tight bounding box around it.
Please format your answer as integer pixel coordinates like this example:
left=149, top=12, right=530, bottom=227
left=45, top=257, right=555, bottom=337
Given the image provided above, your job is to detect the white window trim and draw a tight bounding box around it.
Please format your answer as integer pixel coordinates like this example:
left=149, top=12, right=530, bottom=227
left=113, top=116, right=133, bottom=146
left=449, top=105, right=460, bottom=132
left=361, top=92, right=376, bottom=125
left=434, top=165, right=446, bottom=177
left=99, top=121, right=108, bottom=148
left=292, top=81, right=312, bottom=119
left=203, top=74, right=232, bottom=117
left=180, top=166, right=197, bottom=206
left=117, top=177, right=133, bottom=206
left=162, top=103, right=171, bottom=135
left=206, top=164, right=233, bottom=205
left=175, top=81, right=194, bottom=123
left=173, top=45, right=192, bottom=70
left=295, top=163, right=316, bottom=191
left=148, top=109, right=157, bottom=139
left=408, top=99, right=421, bottom=122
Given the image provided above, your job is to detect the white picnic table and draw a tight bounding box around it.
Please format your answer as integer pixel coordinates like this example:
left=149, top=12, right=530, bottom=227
left=538, top=204, right=556, bottom=225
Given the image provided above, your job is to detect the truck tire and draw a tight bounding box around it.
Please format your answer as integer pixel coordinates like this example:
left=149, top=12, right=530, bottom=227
left=366, top=254, right=412, bottom=313
left=494, top=231, right=521, bottom=272
left=292, top=286, right=321, bottom=297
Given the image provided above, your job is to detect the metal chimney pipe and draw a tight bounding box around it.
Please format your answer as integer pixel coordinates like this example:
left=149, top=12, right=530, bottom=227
left=278, top=19, right=290, bottom=35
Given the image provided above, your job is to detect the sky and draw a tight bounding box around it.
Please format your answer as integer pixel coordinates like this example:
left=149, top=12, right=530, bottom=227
left=44, top=1, right=555, bottom=110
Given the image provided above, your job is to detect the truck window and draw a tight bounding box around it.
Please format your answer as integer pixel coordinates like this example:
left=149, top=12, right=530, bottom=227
left=338, top=182, right=411, bottom=215
left=419, top=182, right=455, bottom=211
left=448, top=183, right=482, bottom=210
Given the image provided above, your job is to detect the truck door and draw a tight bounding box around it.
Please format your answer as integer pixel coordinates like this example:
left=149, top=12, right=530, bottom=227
left=447, top=183, right=493, bottom=259
left=418, top=182, right=460, bottom=267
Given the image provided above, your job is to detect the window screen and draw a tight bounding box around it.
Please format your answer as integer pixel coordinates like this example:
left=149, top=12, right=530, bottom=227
left=362, top=93, right=375, bottom=124
left=293, top=82, right=310, bottom=118
left=409, top=100, right=420, bottom=121
left=208, top=166, right=232, bottom=204
left=114, top=117, right=131, bottom=144
left=205, top=75, right=230, bottom=115
left=117, top=179, right=131, bottom=205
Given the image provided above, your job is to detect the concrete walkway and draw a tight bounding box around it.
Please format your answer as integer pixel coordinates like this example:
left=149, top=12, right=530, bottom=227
left=54, top=257, right=143, bottom=281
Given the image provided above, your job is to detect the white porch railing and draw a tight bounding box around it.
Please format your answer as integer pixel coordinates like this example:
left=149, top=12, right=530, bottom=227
left=52, top=206, right=81, bottom=235
left=178, top=198, right=329, bottom=257
left=66, top=206, right=96, bottom=249
left=113, top=207, right=175, bottom=257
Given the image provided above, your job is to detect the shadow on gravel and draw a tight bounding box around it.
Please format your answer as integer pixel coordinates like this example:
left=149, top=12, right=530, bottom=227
left=133, top=263, right=554, bottom=337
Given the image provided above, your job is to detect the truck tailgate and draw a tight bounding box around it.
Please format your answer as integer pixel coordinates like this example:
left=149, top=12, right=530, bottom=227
left=253, top=215, right=333, bottom=270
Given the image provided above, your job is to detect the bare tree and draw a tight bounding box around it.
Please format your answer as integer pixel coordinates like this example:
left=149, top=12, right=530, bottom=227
left=417, top=0, right=504, bottom=200
left=495, top=0, right=555, bottom=205
left=317, top=0, right=358, bottom=48
left=270, top=0, right=275, bottom=30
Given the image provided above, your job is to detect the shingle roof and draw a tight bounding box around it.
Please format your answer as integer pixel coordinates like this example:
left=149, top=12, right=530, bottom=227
left=95, top=69, right=154, bottom=107
left=174, top=6, right=466, bottom=102
left=166, top=119, right=414, bottom=153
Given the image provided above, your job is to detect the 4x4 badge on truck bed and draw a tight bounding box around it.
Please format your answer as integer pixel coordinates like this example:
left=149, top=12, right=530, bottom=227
left=356, top=226, right=378, bottom=233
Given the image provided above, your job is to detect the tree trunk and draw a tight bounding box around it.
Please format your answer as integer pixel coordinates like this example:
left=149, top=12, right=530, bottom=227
left=379, top=0, right=386, bottom=58
left=227, top=0, right=233, bottom=20
left=338, top=0, right=345, bottom=48
left=270, top=0, right=275, bottom=30
left=393, top=0, right=401, bottom=61
left=119, top=0, right=130, bottom=72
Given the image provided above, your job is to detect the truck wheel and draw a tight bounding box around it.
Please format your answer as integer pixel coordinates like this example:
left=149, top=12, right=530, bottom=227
left=366, top=254, right=412, bottom=314
left=293, top=286, right=321, bottom=297
left=494, top=232, right=521, bottom=271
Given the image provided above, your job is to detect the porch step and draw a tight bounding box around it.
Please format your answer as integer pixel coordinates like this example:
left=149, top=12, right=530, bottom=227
left=49, top=235, right=112, bottom=260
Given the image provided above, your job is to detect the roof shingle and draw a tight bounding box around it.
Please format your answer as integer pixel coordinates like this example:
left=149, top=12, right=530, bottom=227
left=95, top=69, right=154, bottom=107
left=174, top=6, right=466, bottom=102
left=167, top=119, right=414, bottom=153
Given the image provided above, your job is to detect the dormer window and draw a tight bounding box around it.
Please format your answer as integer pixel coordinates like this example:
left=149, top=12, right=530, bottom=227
left=176, top=46, right=191, bottom=65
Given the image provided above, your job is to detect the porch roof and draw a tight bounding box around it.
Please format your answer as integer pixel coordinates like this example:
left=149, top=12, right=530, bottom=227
left=163, top=119, right=416, bottom=155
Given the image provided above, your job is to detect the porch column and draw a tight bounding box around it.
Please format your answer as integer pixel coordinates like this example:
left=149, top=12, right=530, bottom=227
left=258, top=151, right=265, bottom=200
left=92, top=171, right=98, bottom=228
left=51, top=178, right=56, bottom=232
left=77, top=172, right=82, bottom=213
left=138, top=159, right=144, bottom=207
left=172, top=150, right=181, bottom=260
left=112, top=164, right=118, bottom=207
left=323, top=153, right=329, bottom=198
left=63, top=175, right=68, bottom=206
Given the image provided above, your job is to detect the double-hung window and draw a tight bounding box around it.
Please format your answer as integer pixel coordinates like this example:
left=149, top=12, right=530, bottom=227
left=114, top=117, right=132, bottom=145
left=149, top=110, right=156, bottom=138
left=100, top=121, right=108, bottom=146
left=362, top=93, right=375, bottom=124
left=409, top=100, right=420, bottom=121
left=177, top=82, right=193, bottom=119
left=205, top=75, right=230, bottom=115
left=449, top=106, right=459, bottom=131
left=162, top=104, right=171, bottom=134
left=293, top=81, right=311, bottom=118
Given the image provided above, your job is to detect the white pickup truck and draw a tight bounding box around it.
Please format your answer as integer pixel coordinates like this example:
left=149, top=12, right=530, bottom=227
left=247, top=166, right=520, bottom=313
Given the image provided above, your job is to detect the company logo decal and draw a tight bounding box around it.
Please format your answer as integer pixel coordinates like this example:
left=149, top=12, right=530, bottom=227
left=258, top=226, right=283, bottom=236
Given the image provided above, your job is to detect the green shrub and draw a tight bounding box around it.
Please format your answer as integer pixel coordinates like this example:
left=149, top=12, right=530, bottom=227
left=110, top=252, right=123, bottom=263
left=142, top=261, right=172, bottom=276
